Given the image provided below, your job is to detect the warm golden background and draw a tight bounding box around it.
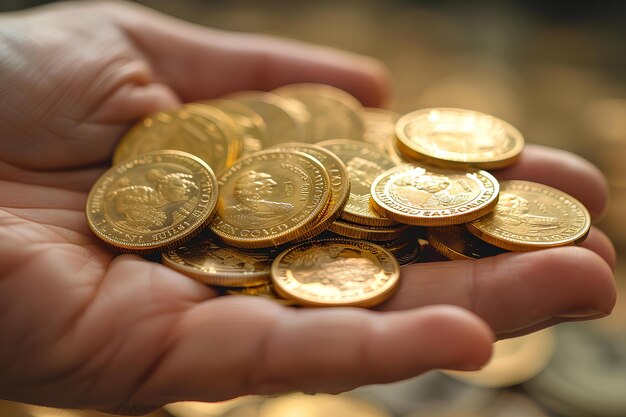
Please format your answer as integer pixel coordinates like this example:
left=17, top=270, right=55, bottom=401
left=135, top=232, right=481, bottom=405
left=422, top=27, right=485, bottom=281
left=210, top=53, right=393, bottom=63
left=1, top=0, right=625, bottom=416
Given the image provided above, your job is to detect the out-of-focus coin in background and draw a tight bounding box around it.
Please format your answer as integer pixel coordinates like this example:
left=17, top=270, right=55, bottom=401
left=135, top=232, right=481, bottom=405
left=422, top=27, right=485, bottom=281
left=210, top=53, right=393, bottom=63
left=273, top=83, right=365, bottom=141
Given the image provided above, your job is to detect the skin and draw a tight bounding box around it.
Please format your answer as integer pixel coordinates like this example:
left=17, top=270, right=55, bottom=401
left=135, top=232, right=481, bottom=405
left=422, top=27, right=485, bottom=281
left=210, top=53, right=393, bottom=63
left=0, top=1, right=616, bottom=414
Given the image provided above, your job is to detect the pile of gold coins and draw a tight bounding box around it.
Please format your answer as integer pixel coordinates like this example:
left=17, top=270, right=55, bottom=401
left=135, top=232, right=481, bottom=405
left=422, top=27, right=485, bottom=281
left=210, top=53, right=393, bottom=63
left=85, top=83, right=591, bottom=308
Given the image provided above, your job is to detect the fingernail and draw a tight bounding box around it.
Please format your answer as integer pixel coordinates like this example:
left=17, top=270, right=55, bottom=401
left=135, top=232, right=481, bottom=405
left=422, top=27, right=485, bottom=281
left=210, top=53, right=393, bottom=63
left=556, top=308, right=607, bottom=319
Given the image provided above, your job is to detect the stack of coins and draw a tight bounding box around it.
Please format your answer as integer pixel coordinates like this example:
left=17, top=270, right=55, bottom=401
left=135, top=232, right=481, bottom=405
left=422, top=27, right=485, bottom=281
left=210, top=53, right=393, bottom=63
left=85, top=84, right=591, bottom=307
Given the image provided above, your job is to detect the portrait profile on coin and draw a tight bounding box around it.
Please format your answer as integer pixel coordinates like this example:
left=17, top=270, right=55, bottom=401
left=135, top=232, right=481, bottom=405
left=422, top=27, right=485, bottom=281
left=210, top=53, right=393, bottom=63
left=106, top=169, right=198, bottom=233
left=390, top=170, right=479, bottom=209
left=495, top=193, right=561, bottom=234
left=225, top=170, right=294, bottom=227
left=290, top=245, right=383, bottom=292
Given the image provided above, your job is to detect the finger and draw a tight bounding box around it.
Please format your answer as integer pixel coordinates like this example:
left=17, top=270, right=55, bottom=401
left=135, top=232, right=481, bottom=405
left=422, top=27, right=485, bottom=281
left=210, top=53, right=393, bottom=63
left=130, top=300, right=492, bottom=407
left=114, top=4, right=391, bottom=107
left=382, top=247, right=616, bottom=338
left=579, top=226, right=616, bottom=270
left=0, top=161, right=107, bottom=193
left=495, top=144, right=609, bottom=218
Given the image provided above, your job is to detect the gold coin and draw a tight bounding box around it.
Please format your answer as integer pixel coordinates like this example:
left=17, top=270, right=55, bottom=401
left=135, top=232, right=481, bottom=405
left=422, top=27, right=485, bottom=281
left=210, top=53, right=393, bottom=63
left=444, top=328, right=556, bottom=388
left=224, top=283, right=296, bottom=306
left=467, top=180, right=591, bottom=251
left=271, top=238, right=400, bottom=307
left=318, top=139, right=398, bottom=226
left=209, top=149, right=331, bottom=248
left=328, top=219, right=411, bottom=241
left=162, top=234, right=274, bottom=287
left=428, top=225, right=508, bottom=260
left=204, top=98, right=269, bottom=157
left=86, top=151, right=218, bottom=254
left=113, top=105, right=241, bottom=174
left=226, top=91, right=306, bottom=145
left=361, top=107, right=407, bottom=165
left=270, top=143, right=351, bottom=239
left=273, top=83, right=364, bottom=141
left=259, top=393, right=391, bottom=417
left=395, top=108, right=525, bottom=169
left=370, top=164, right=499, bottom=226
left=378, top=234, right=424, bottom=265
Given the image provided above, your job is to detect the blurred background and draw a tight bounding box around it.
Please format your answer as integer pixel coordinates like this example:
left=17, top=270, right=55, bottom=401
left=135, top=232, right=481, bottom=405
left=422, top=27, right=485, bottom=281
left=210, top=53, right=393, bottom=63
left=1, top=0, right=625, bottom=416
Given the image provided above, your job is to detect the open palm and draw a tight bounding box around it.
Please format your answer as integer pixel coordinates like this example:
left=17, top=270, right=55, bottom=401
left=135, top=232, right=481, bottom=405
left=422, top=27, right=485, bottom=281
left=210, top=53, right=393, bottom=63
left=0, top=2, right=616, bottom=414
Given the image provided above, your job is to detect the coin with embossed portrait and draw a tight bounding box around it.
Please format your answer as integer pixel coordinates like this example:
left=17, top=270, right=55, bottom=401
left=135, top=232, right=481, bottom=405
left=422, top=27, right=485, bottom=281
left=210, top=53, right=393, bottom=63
left=270, top=143, right=351, bottom=239
left=396, top=108, right=524, bottom=169
left=209, top=149, right=331, bottom=248
left=271, top=238, right=400, bottom=307
left=467, top=180, right=591, bottom=251
left=86, top=150, right=218, bottom=254
left=113, top=104, right=241, bottom=174
left=162, top=234, right=275, bottom=287
left=318, top=139, right=398, bottom=226
left=371, top=164, right=499, bottom=226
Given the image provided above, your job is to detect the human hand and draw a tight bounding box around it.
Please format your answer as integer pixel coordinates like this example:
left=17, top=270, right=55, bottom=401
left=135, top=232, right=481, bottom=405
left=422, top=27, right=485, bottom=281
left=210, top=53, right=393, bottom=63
left=0, top=1, right=615, bottom=414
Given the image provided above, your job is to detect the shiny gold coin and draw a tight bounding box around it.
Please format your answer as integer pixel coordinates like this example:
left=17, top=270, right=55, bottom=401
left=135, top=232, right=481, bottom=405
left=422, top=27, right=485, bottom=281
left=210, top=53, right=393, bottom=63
left=444, top=328, right=556, bottom=388
left=361, top=107, right=407, bottom=165
left=226, top=91, right=306, bottom=145
left=224, top=283, right=296, bottom=306
left=467, top=180, right=591, bottom=251
left=162, top=234, right=274, bottom=287
left=371, top=164, right=499, bottom=226
left=273, top=83, right=364, bottom=141
left=86, top=151, right=218, bottom=254
left=318, top=139, right=398, bottom=226
left=209, top=149, right=331, bottom=248
left=395, top=108, right=525, bottom=169
left=270, top=143, right=351, bottom=239
left=329, top=219, right=411, bottom=241
left=113, top=105, right=241, bottom=174
left=204, top=98, right=269, bottom=157
left=271, top=238, right=400, bottom=307
left=428, top=225, right=508, bottom=260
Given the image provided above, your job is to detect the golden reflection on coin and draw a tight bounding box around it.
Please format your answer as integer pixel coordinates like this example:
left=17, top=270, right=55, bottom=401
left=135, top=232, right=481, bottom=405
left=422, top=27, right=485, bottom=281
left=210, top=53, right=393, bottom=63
left=113, top=105, right=241, bottom=174
left=209, top=150, right=331, bottom=248
left=271, top=143, right=351, bottom=239
left=86, top=151, right=218, bottom=254
left=444, top=328, right=556, bottom=388
left=371, top=164, right=499, bottom=226
left=204, top=99, right=269, bottom=156
left=271, top=238, right=400, bottom=307
left=226, top=91, right=306, bottom=145
left=428, top=225, right=508, bottom=260
left=224, top=283, right=296, bottom=306
left=361, top=108, right=407, bottom=165
left=318, top=139, right=398, bottom=226
left=273, top=83, right=364, bottom=141
left=396, top=108, right=525, bottom=169
left=259, top=393, right=391, bottom=417
left=329, top=219, right=411, bottom=241
left=162, top=234, right=273, bottom=287
left=468, top=180, right=591, bottom=251
left=164, top=397, right=259, bottom=417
